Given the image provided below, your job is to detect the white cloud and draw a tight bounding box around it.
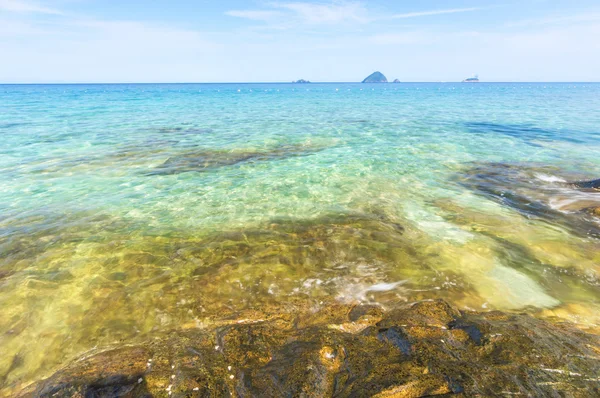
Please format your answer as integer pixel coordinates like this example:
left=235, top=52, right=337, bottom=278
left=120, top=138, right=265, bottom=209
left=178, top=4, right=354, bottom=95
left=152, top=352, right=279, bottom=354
left=506, top=11, right=600, bottom=27
left=225, top=10, right=284, bottom=21
left=0, top=16, right=221, bottom=83
left=226, top=1, right=370, bottom=25
left=2, top=1, right=600, bottom=82
left=273, top=1, right=369, bottom=24
left=0, top=19, right=46, bottom=36
left=368, top=32, right=433, bottom=45
left=0, top=0, right=62, bottom=15
left=390, top=7, right=481, bottom=19
left=225, top=3, right=487, bottom=26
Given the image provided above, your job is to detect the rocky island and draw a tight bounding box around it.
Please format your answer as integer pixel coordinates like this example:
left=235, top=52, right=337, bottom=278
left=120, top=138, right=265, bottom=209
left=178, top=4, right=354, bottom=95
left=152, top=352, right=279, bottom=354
left=393, top=79, right=401, bottom=83
left=362, top=71, right=388, bottom=83
left=292, top=79, right=310, bottom=84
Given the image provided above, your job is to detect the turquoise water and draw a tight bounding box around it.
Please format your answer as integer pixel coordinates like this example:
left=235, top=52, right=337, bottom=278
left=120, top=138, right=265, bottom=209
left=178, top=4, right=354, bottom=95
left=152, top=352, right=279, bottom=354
left=3, top=83, right=599, bottom=228
left=1, top=83, right=600, bottom=393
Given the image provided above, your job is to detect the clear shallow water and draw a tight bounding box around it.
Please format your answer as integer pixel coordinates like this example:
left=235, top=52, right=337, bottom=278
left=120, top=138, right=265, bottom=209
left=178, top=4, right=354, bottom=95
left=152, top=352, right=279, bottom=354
left=1, top=83, right=600, bottom=393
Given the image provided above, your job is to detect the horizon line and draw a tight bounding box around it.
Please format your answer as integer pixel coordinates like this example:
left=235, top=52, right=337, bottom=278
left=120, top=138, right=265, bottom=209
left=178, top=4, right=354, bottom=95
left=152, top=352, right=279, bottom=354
left=1, top=81, right=600, bottom=85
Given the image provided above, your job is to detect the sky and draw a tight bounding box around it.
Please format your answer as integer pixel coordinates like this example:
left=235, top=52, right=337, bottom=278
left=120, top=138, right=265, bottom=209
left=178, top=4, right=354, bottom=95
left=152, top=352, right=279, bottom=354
left=1, top=0, right=599, bottom=83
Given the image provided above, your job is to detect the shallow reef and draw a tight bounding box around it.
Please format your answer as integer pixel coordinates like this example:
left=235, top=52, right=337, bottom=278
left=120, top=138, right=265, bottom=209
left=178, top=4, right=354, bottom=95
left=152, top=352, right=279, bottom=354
left=8, top=134, right=329, bottom=178
left=2, top=194, right=600, bottom=395
left=147, top=142, right=329, bottom=175
left=0, top=210, right=465, bottom=395
left=2, top=161, right=600, bottom=396
left=445, top=162, right=600, bottom=307
left=455, top=162, right=600, bottom=239
left=18, top=300, right=600, bottom=397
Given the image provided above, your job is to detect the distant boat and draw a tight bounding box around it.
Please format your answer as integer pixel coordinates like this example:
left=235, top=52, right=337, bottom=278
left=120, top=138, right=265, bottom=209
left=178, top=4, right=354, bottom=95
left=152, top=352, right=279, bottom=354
left=463, top=74, right=480, bottom=83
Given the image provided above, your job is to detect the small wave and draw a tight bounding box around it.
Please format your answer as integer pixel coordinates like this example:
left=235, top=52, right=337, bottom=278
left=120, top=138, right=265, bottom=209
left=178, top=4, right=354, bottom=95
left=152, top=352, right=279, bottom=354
left=336, top=280, right=407, bottom=303
left=366, top=281, right=406, bottom=292
left=547, top=191, right=600, bottom=212
left=534, top=173, right=566, bottom=183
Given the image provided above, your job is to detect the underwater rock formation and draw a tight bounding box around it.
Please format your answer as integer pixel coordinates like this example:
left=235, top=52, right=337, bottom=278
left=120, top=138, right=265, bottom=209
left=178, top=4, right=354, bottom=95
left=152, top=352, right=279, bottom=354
left=463, top=122, right=595, bottom=147
left=572, top=178, right=600, bottom=190
left=3, top=193, right=600, bottom=396
left=456, top=162, right=600, bottom=239
left=148, top=143, right=328, bottom=175
left=19, top=300, right=600, bottom=397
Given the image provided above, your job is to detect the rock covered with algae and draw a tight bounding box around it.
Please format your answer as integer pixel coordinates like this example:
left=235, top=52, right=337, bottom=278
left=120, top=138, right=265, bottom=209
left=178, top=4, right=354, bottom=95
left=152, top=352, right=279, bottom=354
left=18, top=300, right=600, bottom=397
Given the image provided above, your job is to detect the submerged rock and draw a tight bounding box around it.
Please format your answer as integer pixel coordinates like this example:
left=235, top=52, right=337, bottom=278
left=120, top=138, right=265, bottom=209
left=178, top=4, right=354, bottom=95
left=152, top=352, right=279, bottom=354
left=572, top=178, right=600, bottom=190
left=148, top=143, right=328, bottom=175
left=19, top=300, right=600, bottom=397
left=463, top=122, right=594, bottom=147
left=155, top=126, right=213, bottom=135
left=3, top=205, right=598, bottom=395
left=362, top=71, right=388, bottom=83
left=456, top=162, right=600, bottom=239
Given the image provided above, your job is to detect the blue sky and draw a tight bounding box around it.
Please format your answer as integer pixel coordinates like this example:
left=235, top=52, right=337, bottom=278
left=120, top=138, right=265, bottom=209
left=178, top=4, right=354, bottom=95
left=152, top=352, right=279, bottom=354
left=1, top=0, right=599, bottom=82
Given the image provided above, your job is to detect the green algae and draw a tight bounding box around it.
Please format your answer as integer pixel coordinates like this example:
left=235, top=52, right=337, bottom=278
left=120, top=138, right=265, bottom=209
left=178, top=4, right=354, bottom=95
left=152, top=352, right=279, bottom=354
left=17, top=300, right=600, bottom=397
left=0, top=210, right=469, bottom=394
left=3, top=195, right=599, bottom=394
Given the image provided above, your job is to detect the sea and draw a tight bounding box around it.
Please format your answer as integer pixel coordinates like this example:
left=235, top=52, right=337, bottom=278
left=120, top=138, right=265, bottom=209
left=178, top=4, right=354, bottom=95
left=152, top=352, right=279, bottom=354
left=1, top=82, right=599, bottom=393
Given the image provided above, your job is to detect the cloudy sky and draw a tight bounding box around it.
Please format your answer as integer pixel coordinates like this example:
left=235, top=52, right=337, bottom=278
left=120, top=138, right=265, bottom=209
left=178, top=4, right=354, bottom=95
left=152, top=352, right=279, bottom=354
left=1, top=0, right=599, bottom=83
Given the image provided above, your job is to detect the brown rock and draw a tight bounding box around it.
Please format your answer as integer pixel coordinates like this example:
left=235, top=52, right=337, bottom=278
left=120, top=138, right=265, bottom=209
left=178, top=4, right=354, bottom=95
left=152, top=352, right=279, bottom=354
left=372, top=375, right=452, bottom=397
left=17, top=300, right=600, bottom=398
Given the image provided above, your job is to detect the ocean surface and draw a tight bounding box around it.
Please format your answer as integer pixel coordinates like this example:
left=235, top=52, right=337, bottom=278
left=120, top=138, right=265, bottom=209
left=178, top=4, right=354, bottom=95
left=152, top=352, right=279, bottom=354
left=1, top=83, right=600, bottom=393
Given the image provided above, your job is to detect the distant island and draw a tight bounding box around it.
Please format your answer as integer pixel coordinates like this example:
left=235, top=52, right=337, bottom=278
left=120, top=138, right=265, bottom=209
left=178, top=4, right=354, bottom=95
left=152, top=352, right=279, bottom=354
left=362, top=71, right=387, bottom=83
left=282, top=74, right=485, bottom=84
left=285, top=74, right=483, bottom=83
left=361, top=72, right=402, bottom=83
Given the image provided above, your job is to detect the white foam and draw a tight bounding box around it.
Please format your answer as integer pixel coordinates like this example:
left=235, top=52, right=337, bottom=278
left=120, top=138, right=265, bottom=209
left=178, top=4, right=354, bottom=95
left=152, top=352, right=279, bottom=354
left=547, top=191, right=600, bottom=212
left=534, top=173, right=566, bottom=183
left=366, top=281, right=406, bottom=292
left=336, top=280, right=406, bottom=303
